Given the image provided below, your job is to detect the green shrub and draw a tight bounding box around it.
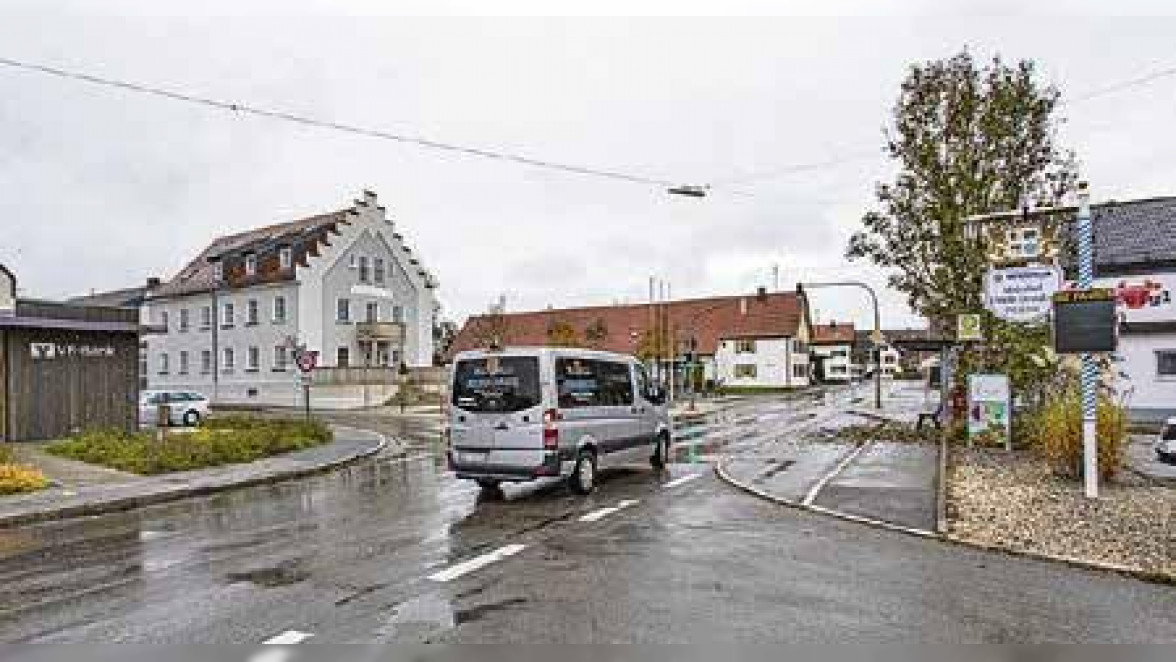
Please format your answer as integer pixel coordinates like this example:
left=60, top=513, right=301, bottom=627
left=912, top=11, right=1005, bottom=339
left=0, top=444, right=14, bottom=465
left=1030, top=389, right=1127, bottom=480
left=47, top=417, right=333, bottom=475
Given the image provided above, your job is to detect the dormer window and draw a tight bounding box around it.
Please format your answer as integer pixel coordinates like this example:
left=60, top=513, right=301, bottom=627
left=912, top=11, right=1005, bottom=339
left=245, top=253, right=257, bottom=276
left=212, top=262, right=223, bottom=282
left=279, top=246, right=293, bottom=270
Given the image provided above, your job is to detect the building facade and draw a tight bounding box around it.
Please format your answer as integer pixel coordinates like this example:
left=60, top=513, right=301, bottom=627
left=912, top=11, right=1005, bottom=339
left=1, top=265, right=141, bottom=441
left=142, top=191, right=440, bottom=407
left=448, top=288, right=813, bottom=390
left=810, top=321, right=855, bottom=383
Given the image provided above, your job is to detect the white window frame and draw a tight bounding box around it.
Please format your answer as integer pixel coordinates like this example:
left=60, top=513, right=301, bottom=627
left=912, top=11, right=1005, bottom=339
left=222, top=301, right=235, bottom=327
left=244, top=253, right=257, bottom=276
left=337, top=298, right=351, bottom=323
left=1157, top=350, right=1176, bottom=380
left=279, top=246, right=293, bottom=270
left=179, top=308, right=189, bottom=332
left=274, top=345, right=289, bottom=371
left=159, top=352, right=169, bottom=375
left=212, top=262, right=224, bottom=282
left=201, top=305, right=212, bottom=329
left=735, top=339, right=755, bottom=354
left=159, top=310, right=169, bottom=332
left=374, top=257, right=386, bottom=285
left=246, top=299, right=259, bottom=326
left=273, top=295, right=287, bottom=323
left=178, top=350, right=189, bottom=375
left=247, top=346, right=260, bottom=372
left=392, top=305, right=404, bottom=324
left=365, top=301, right=379, bottom=323
left=201, top=350, right=212, bottom=374
left=222, top=347, right=235, bottom=371
left=734, top=363, right=757, bottom=379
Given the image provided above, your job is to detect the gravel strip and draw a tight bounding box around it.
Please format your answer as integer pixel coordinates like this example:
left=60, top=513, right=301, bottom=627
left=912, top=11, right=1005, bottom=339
left=947, top=447, right=1174, bottom=577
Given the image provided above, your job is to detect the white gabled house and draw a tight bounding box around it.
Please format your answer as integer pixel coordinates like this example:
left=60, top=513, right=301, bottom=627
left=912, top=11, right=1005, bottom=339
left=141, top=190, right=440, bottom=408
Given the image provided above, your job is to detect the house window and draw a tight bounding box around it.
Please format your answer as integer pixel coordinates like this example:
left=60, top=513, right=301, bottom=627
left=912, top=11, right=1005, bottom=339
left=734, top=364, right=757, bottom=379
left=1006, top=226, right=1041, bottom=259
left=336, top=298, right=351, bottom=323
left=246, top=299, right=259, bottom=326
left=222, top=302, right=235, bottom=327
left=365, top=302, right=379, bottom=323
left=179, top=351, right=189, bottom=375
left=337, top=346, right=350, bottom=367
left=374, top=258, right=386, bottom=285
left=222, top=347, right=235, bottom=372
left=179, top=309, right=190, bottom=332
left=200, top=306, right=212, bottom=329
left=735, top=339, right=755, bottom=354
left=793, top=364, right=807, bottom=379
left=274, top=345, right=289, bottom=371
left=201, top=350, right=212, bottom=374
left=279, top=246, right=293, bottom=270
left=830, top=365, right=846, bottom=374
left=212, top=262, right=224, bottom=282
left=159, top=310, right=169, bottom=332
left=832, top=348, right=849, bottom=358
left=358, top=256, right=370, bottom=283
left=1157, top=350, right=1176, bottom=378
left=247, top=346, right=260, bottom=372
left=244, top=253, right=257, bottom=276
left=273, top=295, right=287, bottom=323
left=159, top=353, right=169, bottom=375
left=392, top=305, right=404, bottom=324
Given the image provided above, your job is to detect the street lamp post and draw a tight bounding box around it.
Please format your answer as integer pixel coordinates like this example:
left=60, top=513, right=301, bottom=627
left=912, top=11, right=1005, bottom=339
left=797, top=281, right=883, bottom=410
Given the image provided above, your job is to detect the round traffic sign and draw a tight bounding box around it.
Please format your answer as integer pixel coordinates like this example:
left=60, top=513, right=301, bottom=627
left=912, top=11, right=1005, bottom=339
left=297, top=351, right=318, bottom=373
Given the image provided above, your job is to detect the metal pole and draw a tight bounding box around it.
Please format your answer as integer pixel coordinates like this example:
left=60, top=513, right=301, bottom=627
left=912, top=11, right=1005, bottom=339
left=668, top=282, right=675, bottom=404
left=1077, top=182, right=1099, bottom=498
left=210, top=278, right=219, bottom=404
left=800, top=281, right=882, bottom=410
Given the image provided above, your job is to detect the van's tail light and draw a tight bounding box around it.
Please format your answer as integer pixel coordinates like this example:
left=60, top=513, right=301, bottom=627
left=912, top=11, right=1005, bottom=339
left=543, top=408, right=560, bottom=449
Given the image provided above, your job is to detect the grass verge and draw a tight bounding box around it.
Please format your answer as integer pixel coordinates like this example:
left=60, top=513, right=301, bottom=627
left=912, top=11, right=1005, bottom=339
left=46, top=416, right=333, bottom=475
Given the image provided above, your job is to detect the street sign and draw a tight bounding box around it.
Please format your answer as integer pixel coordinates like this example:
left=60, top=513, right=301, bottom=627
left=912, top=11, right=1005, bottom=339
left=1053, top=288, right=1117, bottom=354
left=967, top=373, right=1010, bottom=449
left=957, top=314, right=983, bottom=342
left=984, top=265, right=1062, bottom=324
left=296, top=350, right=318, bottom=373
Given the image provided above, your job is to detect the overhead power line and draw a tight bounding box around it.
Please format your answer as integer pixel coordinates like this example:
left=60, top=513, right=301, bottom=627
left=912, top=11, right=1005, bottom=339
left=0, top=56, right=677, bottom=189
left=1066, top=65, right=1176, bottom=105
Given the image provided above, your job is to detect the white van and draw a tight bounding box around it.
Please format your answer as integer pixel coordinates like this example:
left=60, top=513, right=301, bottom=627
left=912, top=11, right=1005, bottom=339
left=447, top=347, right=672, bottom=494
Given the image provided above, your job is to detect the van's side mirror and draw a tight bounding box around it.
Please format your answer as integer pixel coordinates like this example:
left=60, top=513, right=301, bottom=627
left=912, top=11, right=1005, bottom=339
left=646, top=384, right=666, bottom=405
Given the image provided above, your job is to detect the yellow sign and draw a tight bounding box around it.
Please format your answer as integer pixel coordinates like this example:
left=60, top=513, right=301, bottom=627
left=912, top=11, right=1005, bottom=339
left=957, top=314, right=983, bottom=341
left=1053, top=288, right=1114, bottom=304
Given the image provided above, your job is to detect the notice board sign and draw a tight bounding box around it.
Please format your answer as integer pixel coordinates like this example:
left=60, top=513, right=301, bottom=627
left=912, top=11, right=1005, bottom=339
left=1053, top=288, right=1117, bottom=354
left=968, top=373, right=1010, bottom=449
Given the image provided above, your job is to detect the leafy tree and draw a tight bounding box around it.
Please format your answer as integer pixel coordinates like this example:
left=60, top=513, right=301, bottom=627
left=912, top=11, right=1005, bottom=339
left=546, top=319, right=580, bottom=347
left=468, top=310, right=511, bottom=350
left=846, top=51, right=1079, bottom=324
left=635, top=327, right=671, bottom=363
left=584, top=318, right=609, bottom=348
left=432, top=319, right=459, bottom=365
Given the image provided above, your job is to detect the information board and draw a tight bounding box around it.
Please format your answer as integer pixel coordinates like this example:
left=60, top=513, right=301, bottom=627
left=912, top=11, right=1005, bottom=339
left=1053, top=289, right=1117, bottom=354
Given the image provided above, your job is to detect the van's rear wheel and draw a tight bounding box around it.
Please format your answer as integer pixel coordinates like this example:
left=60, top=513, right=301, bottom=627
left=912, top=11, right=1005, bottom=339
left=569, top=449, right=596, bottom=495
left=650, top=433, right=670, bottom=469
left=476, top=479, right=501, bottom=492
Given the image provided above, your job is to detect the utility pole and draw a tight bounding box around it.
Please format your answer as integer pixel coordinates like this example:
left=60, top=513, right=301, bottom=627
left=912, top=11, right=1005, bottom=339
left=209, top=258, right=220, bottom=404
left=1076, top=182, right=1100, bottom=499
left=667, top=282, right=675, bottom=403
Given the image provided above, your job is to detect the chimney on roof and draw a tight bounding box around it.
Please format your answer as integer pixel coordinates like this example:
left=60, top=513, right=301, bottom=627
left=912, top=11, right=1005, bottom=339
left=362, top=189, right=377, bottom=206
left=146, top=277, right=161, bottom=289
left=739, top=297, right=748, bottom=315
left=756, top=286, right=767, bottom=301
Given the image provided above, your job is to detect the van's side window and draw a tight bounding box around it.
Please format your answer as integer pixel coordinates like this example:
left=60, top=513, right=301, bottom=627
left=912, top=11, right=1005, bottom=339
left=634, top=363, right=650, bottom=401
left=597, top=361, right=634, bottom=406
left=556, top=358, right=600, bottom=408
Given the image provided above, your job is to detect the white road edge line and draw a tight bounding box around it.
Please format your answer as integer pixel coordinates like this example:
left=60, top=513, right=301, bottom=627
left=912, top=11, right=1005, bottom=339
left=578, top=499, right=640, bottom=523
left=262, top=630, right=314, bottom=645
left=802, top=441, right=872, bottom=507
left=664, top=474, right=702, bottom=488
left=427, top=544, right=526, bottom=582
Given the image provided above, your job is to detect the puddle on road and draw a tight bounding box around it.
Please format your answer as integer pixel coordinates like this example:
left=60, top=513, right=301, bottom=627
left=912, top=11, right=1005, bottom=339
left=454, top=597, right=528, bottom=624
left=225, top=558, right=311, bottom=588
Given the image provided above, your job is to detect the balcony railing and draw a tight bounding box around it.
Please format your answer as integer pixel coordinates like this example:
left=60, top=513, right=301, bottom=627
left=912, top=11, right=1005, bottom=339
left=356, top=321, right=405, bottom=343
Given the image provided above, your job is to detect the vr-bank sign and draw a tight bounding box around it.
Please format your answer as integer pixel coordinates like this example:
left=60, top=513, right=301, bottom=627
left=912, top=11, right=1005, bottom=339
left=30, top=343, right=116, bottom=360
left=984, top=265, right=1063, bottom=324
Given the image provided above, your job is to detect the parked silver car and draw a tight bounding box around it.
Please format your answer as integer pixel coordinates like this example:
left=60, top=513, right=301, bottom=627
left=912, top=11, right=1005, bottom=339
left=447, top=347, right=672, bottom=495
left=1157, top=417, right=1176, bottom=464
left=139, top=390, right=211, bottom=427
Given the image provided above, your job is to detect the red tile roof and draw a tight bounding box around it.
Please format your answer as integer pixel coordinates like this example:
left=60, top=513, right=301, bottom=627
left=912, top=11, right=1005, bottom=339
left=449, top=291, right=808, bottom=360
left=812, top=321, right=855, bottom=344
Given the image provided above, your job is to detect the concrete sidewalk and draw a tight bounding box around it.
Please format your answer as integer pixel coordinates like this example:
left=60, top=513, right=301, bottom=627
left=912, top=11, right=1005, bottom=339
left=0, top=425, right=390, bottom=528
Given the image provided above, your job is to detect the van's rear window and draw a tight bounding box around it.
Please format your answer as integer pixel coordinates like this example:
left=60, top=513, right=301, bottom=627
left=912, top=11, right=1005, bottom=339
left=452, top=357, right=542, bottom=413
left=1163, top=425, right=1176, bottom=441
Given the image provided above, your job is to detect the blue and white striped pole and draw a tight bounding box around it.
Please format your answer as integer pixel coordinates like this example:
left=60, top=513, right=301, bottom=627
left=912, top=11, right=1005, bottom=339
left=1076, top=182, right=1099, bottom=498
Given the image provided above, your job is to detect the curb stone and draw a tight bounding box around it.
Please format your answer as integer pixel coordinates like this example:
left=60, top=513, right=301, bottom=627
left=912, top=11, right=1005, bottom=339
left=715, top=453, right=1176, bottom=586
left=0, top=426, right=394, bottom=529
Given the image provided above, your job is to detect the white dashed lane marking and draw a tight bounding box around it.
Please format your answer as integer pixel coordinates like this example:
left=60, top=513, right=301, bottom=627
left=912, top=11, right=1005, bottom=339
left=261, top=630, right=313, bottom=645
left=578, top=499, right=639, bottom=523
left=664, top=473, right=702, bottom=488
left=427, top=544, right=526, bottom=582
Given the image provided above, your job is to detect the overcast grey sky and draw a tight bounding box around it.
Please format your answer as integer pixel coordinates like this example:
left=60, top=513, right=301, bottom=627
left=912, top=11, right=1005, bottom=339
left=2, top=1, right=1175, bottom=330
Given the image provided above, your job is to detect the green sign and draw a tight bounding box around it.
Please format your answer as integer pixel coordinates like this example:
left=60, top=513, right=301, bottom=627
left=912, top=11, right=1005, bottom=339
left=957, top=314, right=983, bottom=342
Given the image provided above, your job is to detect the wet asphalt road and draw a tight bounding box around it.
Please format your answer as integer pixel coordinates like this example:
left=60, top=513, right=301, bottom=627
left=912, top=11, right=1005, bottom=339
left=0, top=394, right=1173, bottom=643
